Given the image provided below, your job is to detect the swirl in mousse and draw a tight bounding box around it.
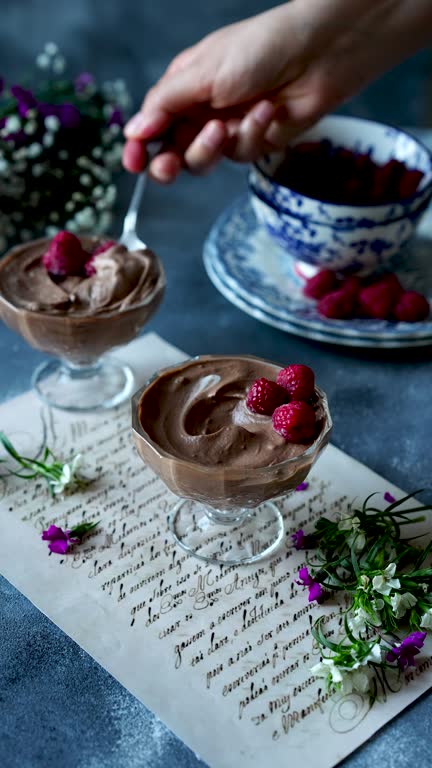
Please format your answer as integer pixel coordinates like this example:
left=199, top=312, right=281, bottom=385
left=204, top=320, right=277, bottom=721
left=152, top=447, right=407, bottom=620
left=132, top=355, right=332, bottom=565
left=0, top=232, right=165, bottom=410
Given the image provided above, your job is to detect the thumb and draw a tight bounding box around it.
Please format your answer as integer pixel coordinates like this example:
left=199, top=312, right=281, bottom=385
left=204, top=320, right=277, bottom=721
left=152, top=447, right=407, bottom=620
left=124, top=66, right=211, bottom=141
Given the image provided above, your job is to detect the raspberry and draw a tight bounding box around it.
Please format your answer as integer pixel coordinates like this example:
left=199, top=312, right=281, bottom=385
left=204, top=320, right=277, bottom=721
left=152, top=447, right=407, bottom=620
left=276, top=364, right=315, bottom=401
left=303, top=270, right=338, bottom=299
left=42, top=231, right=88, bottom=277
left=339, top=276, right=362, bottom=298
left=379, top=273, right=403, bottom=303
left=358, top=282, right=394, bottom=320
left=272, top=401, right=316, bottom=443
left=246, top=377, right=287, bottom=415
left=92, top=239, right=116, bottom=256
left=394, top=291, right=430, bottom=322
left=85, top=239, right=117, bottom=277
left=317, top=290, right=356, bottom=319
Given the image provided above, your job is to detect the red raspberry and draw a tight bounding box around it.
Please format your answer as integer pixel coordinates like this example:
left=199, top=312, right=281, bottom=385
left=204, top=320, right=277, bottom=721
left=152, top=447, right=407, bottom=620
left=276, top=364, right=315, bottom=401
left=394, top=291, right=430, bottom=322
left=379, top=273, right=403, bottom=303
left=92, top=239, right=116, bottom=256
left=272, top=401, right=316, bottom=443
left=317, top=289, right=356, bottom=319
left=85, top=240, right=117, bottom=277
left=42, top=231, right=88, bottom=277
left=303, top=270, right=338, bottom=299
left=246, top=377, right=287, bottom=415
left=358, top=282, right=394, bottom=320
left=339, top=276, right=362, bottom=298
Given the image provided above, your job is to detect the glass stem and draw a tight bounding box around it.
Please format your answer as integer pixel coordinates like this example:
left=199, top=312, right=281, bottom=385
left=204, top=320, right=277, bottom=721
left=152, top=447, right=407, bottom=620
left=203, top=506, right=250, bottom=526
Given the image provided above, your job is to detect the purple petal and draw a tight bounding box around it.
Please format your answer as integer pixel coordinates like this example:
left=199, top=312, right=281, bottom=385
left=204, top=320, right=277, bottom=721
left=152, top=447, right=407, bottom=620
left=291, top=529, right=305, bottom=550
left=48, top=539, right=70, bottom=555
left=295, top=482, right=309, bottom=492
left=108, top=107, right=124, bottom=126
left=384, top=491, right=396, bottom=504
left=308, top=582, right=323, bottom=603
left=57, top=103, right=81, bottom=129
left=401, top=631, right=427, bottom=650
left=11, top=85, right=37, bottom=115
left=42, top=524, right=68, bottom=542
left=74, top=72, right=95, bottom=92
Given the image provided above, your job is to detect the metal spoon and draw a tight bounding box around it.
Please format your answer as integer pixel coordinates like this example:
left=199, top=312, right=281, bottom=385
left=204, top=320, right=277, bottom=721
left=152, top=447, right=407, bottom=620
left=119, top=141, right=162, bottom=251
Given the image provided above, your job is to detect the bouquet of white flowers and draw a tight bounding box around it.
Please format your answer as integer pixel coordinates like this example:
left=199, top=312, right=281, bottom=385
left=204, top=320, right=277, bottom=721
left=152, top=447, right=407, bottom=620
left=0, top=43, right=131, bottom=254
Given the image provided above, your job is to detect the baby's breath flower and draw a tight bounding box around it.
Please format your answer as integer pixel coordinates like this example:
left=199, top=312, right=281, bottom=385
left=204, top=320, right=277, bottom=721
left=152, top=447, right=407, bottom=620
left=27, top=143, right=43, bottom=158
left=36, top=53, right=50, bottom=70
left=5, top=115, right=21, bottom=133
left=45, top=115, right=61, bottom=132
left=44, top=42, right=59, bottom=56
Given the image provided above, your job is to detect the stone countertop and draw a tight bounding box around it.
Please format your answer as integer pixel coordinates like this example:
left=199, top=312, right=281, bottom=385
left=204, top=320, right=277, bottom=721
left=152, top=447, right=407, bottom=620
left=1, top=2, right=432, bottom=766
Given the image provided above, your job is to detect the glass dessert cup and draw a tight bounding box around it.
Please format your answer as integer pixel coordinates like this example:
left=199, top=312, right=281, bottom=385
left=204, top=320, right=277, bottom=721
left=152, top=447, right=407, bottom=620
left=0, top=239, right=165, bottom=412
left=132, top=356, right=332, bottom=566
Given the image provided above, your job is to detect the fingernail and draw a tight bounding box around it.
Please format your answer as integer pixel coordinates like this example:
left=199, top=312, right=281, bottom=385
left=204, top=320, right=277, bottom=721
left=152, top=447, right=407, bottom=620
left=252, top=101, right=274, bottom=126
left=124, top=113, right=149, bottom=138
left=201, top=121, right=225, bottom=150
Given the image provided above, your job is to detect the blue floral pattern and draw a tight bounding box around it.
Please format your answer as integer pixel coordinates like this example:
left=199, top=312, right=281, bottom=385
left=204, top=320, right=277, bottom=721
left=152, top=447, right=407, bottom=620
left=248, top=116, right=432, bottom=273
left=203, top=196, right=432, bottom=345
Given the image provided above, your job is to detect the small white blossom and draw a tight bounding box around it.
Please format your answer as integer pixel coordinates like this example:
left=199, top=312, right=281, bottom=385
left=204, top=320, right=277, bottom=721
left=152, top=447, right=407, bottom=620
left=80, top=173, right=92, bottom=187
left=50, top=454, right=82, bottom=495
left=49, top=212, right=60, bottom=222
left=52, top=56, right=66, bottom=74
left=59, top=149, right=69, bottom=160
left=45, top=115, right=61, bottom=132
left=32, top=164, right=45, bottom=177
left=43, top=133, right=55, bottom=148
left=36, top=53, right=50, bottom=70
left=371, top=598, right=384, bottom=612
left=348, top=610, right=368, bottom=638
left=338, top=514, right=361, bottom=532
left=359, top=575, right=370, bottom=590
left=44, top=42, right=59, bottom=56
left=390, top=592, right=417, bottom=619
left=372, top=563, right=401, bottom=596
left=45, top=225, right=60, bottom=237
left=72, top=191, right=85, bottom=202
left=311, top=659, right=344, bottom=685
left=92, top=147, right=103, bottom=159
left=65, top=201, right=76, bottom=212
left=27, top=143, right=43, bottom=159
left=0, top=158, right=8, bottom=174
left=24, top=121, right=38, bottom=135
left=420, top=609, right=432, bottom=630
left=5, top=115, right=21, bottom=133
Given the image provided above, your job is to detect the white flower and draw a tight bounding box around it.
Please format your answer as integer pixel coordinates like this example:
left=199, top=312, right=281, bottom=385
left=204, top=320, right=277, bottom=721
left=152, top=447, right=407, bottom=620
left=27, top=143, right=43, bottom=159
left=43, top=133, right=55, bottom=148
left=80, top=173, right=92, bottom=187
left=348, top=530, right=366, bottom=552
left=372, top=563, right=401, bottom=596
left=359, top=575, right=370, bottom=590
left=371, top=598, right=384, bottom=611
left=65, top=201, right=75, bottom=212
left=0, top=157, right=8, bottom=174
left=390, top=592, right=417, bottom=619
left=59, top=149, right=69, bottom=160
left=52, top=56, right=66, bottom=74
left=311, top=659, right=344, bottom=685
left=36, top=53, right=50, bottom=70
left=92, top=147, right=103, bottom=159
left=46, top=226, right=60, bottom=237
left=340, top=668, right=372, bottom=695
left=44, top=42, right=59, bottom=56
left=45, top=115, right=60, bottom=132
left=32, top=164, right=45, bottom=178
left=50, top=454, right=82, bottom=495
left=348, top=610, right=368, bottom=638
left=361, top=643, right=382, bottom=666
left=420, top=609, right=432, bottom=630
left=5, top=115, right=21, bottom=133
left=24, top=121, right=38, bottom=135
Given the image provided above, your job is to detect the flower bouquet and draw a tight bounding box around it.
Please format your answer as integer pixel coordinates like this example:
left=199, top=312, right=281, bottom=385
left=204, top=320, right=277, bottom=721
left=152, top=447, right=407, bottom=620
left=0, top=43, right=131, bottom=255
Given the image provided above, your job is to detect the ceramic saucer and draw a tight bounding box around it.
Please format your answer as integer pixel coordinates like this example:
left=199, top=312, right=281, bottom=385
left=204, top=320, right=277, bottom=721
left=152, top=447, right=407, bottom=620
left=203, top=196, right=432, bottom=348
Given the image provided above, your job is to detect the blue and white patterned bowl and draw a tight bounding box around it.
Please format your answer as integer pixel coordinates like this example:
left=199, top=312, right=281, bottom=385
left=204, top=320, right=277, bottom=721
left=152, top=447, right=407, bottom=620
left=248, top=115, right=432, bottom=275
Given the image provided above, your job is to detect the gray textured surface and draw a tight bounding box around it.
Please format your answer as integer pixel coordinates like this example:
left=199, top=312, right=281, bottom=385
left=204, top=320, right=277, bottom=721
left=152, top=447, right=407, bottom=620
left=1, top=2, right=432, bottom=767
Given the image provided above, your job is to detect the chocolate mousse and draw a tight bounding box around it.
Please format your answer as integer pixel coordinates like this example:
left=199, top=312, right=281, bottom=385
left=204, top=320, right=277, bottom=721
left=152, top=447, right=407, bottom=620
left=132, top=356, right=332, bottom=509
left=0, top=235, right=165, bottom=364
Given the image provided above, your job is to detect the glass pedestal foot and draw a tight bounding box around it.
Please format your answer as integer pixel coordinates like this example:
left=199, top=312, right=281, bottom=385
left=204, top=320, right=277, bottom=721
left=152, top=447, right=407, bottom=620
left=169, top=499, right=284, bottom=565
left=32, top=358, right=134, bottom=412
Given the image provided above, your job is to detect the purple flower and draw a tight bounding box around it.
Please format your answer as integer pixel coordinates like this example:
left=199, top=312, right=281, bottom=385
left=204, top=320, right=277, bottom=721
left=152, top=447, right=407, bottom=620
left=296, top=566, right=323, bottom=603
left=386, top=631, right=427, bottom=670
left=74, top=72, right=95, bottom=92
left=295, top=482, right=309, bottom=491
left=291, top=529, right=305, bottom=550
left=11, top=85, right=37, bottom=116
left=108, top=107, right=124, bottom=127
left=38, top=102, right=81, bottom=129
left=384, top=491, right=396, bottom=504
left=41, top=524, right=77, bottom=555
